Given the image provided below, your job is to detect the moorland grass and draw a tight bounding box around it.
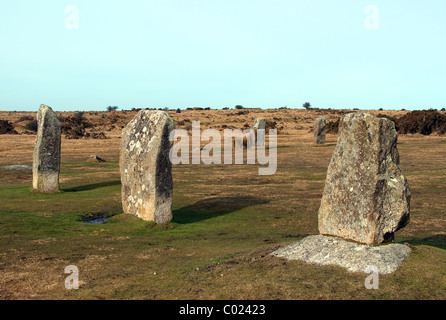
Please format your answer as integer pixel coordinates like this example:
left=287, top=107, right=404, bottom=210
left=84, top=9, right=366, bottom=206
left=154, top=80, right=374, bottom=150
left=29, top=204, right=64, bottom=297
left=0, top=132, right=445, bottom=300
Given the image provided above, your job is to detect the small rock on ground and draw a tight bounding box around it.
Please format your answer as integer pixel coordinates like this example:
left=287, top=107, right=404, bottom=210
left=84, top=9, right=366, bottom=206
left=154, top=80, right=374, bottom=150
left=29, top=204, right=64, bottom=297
left=88, top=155, right=106, bottom=162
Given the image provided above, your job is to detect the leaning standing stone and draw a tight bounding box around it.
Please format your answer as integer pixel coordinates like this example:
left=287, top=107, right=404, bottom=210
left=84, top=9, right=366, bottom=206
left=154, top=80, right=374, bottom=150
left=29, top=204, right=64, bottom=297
left=32, top=105, right=62, bottom=193
left=120, top=110, right=175, bottom=224
left=318, top=113, right=411, bottom=245
left=314, top=117, right=326, bottom=144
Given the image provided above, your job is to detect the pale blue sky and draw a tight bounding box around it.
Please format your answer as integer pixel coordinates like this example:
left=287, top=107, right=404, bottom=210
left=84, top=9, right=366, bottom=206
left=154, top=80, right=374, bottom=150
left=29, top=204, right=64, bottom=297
left=1, top=0, right=445, bottom=111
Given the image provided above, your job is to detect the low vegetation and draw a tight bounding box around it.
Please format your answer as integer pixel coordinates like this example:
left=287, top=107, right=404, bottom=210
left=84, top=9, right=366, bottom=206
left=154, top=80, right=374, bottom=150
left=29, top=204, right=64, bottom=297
left=16, top=116, right=34, bottom=122
left=303, top=102, right=312, bottom=110
left=326, top=119, right=340, bottom=134
left=62, top=112, right=108, bottom=139
left=0, top=109, right=444, bottom=299
left=0, top=120, right=18, bottom=134
left=395, top=110, right=446, bottom=135
left=24, top=120, right=38, bottom=132
left=326, top=110, right=446, bottom=136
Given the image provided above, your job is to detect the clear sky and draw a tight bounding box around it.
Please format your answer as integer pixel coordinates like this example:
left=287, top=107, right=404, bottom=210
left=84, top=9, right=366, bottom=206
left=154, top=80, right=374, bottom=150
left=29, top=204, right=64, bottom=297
left=1, top=0, right=445, bottom=111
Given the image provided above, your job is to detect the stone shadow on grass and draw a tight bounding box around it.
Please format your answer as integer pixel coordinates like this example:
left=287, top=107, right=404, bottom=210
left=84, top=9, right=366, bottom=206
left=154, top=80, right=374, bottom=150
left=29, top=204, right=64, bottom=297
left=63, top=180, right=121, bottom=192
left=173, top=196, right=269, bottom=224
left=404, top=234, right=446, bottom=251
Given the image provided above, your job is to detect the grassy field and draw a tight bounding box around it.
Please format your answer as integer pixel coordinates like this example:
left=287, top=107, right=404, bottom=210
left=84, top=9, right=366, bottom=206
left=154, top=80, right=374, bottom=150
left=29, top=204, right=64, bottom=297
left=0, top=109, right=445, bottom=300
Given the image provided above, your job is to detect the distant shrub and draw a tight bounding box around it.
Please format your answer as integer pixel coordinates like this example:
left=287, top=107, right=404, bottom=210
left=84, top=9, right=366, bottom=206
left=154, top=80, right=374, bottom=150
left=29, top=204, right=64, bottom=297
left=441, top=108, right=445, bottom=112
left=176, top=108, right=181, bottom=113
left=303, top=102, right=311, bottom=109
left=17, top=115, right=34, bottom=122
left=395, top=110, right=446, bottom=135
left=87, top=132, right=108, bottom=139
left=107, top=106, right=118, bottom=112
left=62, top=119, right=87, bottom=139
left=73, top=112, right=85, bottom=122
left=326, top=119, right=340, bottom=134
left=222, top=107, right=229, bottom=110
left=25, top=120, right=38, bottom=132
left=376, top=114, right=398, bottom=122
left=235, top=105, right=244, bottom=110
left=325, top=111, right=446, bottom=136
left=0, top=120, right=18, bottom=134
left=61, top=112, right=103, bottom=139
left=266, top=120, right=277, bottom=130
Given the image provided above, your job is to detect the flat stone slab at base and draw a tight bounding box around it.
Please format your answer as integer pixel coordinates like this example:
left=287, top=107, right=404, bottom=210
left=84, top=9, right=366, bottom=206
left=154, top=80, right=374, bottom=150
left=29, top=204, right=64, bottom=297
left=271, top=235, right=411, bottom=275
left=1, top=165, right=32, bottom=171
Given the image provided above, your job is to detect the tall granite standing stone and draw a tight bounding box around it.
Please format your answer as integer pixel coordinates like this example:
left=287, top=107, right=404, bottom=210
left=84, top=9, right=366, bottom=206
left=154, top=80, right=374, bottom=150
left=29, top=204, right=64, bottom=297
left=120, top=110, right=175, bottom=224
left=32, top=105, right=62, bottom=193
left=314, top=118, right=326, bottom=144
left=318, top=113, right=411, bottom=245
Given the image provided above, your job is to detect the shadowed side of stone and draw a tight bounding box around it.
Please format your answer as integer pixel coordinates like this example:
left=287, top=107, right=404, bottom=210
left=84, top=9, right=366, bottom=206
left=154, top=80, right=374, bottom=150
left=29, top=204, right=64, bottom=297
left=314, top=117, right=326, bottom=144
left=318, top=113, right=411, bottom=245
left=32, top=104, right=61, bottom=193
left=120, top=110, right=175, bottom=224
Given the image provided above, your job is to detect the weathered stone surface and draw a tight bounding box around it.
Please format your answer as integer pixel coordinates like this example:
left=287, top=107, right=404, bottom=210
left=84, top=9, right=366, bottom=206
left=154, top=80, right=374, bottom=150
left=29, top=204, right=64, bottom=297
left=32, top=105, right=61, bottom=193
left=271, top=235, right=411, bottom=274
left=314, top=117, right=326, bottom=144
left=252, top=118, right=266, bottom=130
left=120, top=110, right=175, bottom=224
left=318, top=113, right=411, bottom=244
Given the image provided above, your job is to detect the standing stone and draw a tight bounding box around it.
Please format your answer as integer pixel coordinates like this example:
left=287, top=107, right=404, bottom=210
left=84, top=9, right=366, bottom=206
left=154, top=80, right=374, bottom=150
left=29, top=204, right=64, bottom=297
left=314, top=118, right=326, bottom=144
left=32, top=105, right=62, bottom=193
left=252, top=118, right=267, bottom=147
left=120, top=110, right=175, bottom=224
left=252, top=118, right=266, bottom=131
left=318, top=113, right=411, bottom=245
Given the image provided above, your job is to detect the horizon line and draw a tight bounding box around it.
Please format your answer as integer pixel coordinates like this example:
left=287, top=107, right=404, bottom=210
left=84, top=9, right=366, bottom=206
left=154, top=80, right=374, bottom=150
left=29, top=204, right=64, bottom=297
left=1, top=106, right=445, bottom=113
